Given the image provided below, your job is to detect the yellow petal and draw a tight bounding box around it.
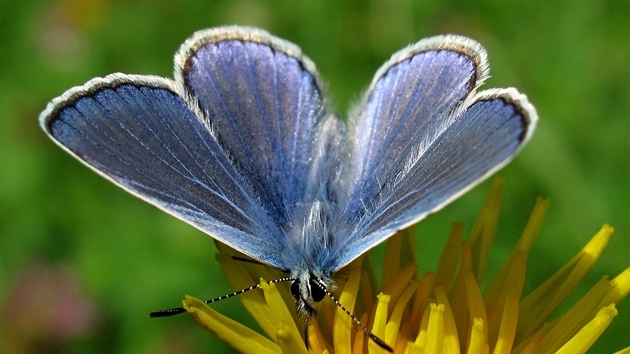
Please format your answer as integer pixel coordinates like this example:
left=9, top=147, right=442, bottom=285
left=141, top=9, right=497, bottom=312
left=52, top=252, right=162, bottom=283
left=467, top=318, right=489, bottom=354
left=215, top=246, right=276, bottom=338
left=308, top=320, right=329, bottom=353
left=413, top=300, right=433, bottom=351
left=401, top=227, right=419, bottom=269
left=488, top=250, right=527, bottom=352
left=493, top=288, right=520, bottom=354
left=450, top=241, right=487, bottom=346
left=383, top=232, right=403, bottom=285
left=260, top=280, right=307, bottom=353
left=463, top=267, right=487, bottom=330
left=424, top=303, right=445, bottom=354
left=469, top=177, right=505, bottom=282
left=515, top=197, right=549, bottom=254
left=385, top=280, right=419, bottom=347
left=515, top=277, right=611, bottom=352
left=517, top=224, right=613, bottom=340
left=410, top=272, right=434, bottom=327
left=433, top=222, right=464, bottom=291
left=362, top=254, right=378, bottom=312
left=353, top=313, right=368, bottom=354
left=601, top=266, right=630, bottom=307
left=334, top=259, right=362, bottom=353
left=434, top=287, right=460, bottom=353
left=555, top=304, right=618, bottom=354
left=183, top=295, right=280, bottom=354
left=369, top=293, right=390, bottom=354
left=405, top=341, right=415, bottom=354
left=276, top=322, right=308, bottom=354
left=381, top=263, right=418, bottom=312
left=380, top=227, right=419, bottom=283
left=483, top=198, right=548, bottom=307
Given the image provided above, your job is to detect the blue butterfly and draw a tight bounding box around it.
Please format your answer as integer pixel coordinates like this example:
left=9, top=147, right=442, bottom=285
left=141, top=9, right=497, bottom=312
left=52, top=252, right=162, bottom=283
left=40, top=26, right=536, bottom=350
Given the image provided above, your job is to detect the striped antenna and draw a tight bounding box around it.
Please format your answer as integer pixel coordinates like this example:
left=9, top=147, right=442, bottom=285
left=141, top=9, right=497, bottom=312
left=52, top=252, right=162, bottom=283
left=311, top=280, right=393, bottom=352
left=148, top=277, right=294, bottom=317
left=149, top=277, right=393, bottom=352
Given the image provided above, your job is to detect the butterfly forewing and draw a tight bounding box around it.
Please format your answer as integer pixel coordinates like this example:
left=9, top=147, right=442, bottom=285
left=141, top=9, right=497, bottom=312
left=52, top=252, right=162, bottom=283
left=345, top=39, right=485, bottom=220
left=333, top=37, right=536, bottom=270
left=177, top=28, right=340, bottom=226
left=40, top=76, right=287, bottom=268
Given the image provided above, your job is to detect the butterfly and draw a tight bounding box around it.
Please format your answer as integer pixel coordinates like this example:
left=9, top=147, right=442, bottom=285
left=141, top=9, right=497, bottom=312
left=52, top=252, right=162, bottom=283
left=39, top=26, right=537, bottom=350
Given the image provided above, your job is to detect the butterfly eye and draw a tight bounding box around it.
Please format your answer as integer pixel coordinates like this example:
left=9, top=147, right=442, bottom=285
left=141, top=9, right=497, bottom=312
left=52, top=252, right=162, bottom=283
left=290, top=280, right=301, bottom=300
left=310, top=279, right=326, bottom=302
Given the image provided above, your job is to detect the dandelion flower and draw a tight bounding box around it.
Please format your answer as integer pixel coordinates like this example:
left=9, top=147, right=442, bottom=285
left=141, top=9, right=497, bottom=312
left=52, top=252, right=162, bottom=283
left=182, top=179, right=629, bottom=353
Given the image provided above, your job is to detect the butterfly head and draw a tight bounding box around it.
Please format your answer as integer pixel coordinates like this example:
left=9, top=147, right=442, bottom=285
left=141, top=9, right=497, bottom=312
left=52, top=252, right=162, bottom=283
left=290, top=270, right=331, bottom=318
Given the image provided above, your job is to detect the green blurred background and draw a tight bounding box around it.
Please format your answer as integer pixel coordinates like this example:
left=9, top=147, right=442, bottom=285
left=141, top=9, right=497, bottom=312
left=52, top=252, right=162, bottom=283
left=1, top=0, right=628, bottom=353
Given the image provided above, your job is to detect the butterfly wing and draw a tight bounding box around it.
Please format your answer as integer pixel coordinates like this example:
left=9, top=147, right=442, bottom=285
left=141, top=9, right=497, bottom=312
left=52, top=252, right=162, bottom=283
left=333, top=35, right=537, bottom=270
left=39, top=27, right=340, bottom=270
left=40, top=75, right=289, bottom=267
left=175, top=27, right=342, bottom=227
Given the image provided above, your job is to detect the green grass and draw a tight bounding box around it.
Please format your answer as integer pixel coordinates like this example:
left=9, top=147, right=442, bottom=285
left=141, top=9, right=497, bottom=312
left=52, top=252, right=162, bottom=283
left=1, top=0, right=628, bottom=353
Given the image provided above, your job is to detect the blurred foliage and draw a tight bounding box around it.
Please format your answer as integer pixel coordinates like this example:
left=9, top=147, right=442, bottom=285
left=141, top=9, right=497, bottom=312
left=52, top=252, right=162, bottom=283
left=0, top=0, right=628, bottom=353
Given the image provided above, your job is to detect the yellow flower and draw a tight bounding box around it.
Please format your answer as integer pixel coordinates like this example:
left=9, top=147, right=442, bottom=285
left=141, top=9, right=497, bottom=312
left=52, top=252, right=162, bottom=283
left=182, top=178, right=629, bottom=353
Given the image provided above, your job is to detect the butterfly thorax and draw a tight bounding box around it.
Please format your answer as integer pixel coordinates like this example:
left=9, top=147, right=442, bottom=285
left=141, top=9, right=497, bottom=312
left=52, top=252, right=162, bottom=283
left=280, top=196, right=347, bottom=318
left=281, top=194, right=350, bottom=272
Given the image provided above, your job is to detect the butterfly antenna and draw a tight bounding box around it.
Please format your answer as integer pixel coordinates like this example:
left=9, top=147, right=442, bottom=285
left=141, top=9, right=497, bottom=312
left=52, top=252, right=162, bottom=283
left=314, top=282, right=393, bottom=352
left=149, top=277, right=294, bottom=318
